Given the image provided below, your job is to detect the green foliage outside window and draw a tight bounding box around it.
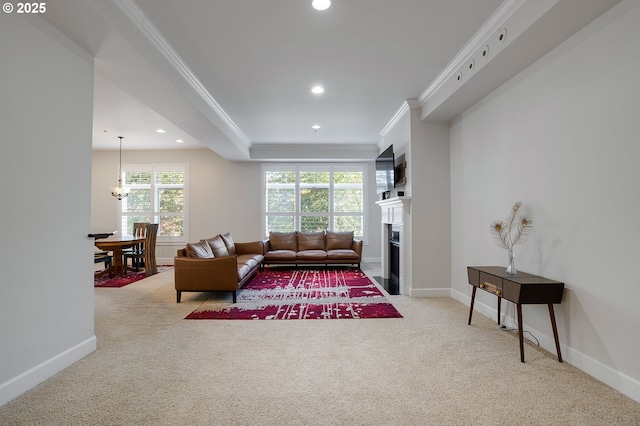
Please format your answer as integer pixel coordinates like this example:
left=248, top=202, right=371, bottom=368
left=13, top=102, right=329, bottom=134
left=155, top=171, right=184, bottom=185
left=300, top=172, right=329, bottom=184
left=301, top=216, right=329, bottom=233
left=335, top=216, right=363, bottom=234
left=334, top=188, right=362, bottom=212
left=160, top=215, right=183, bottom=237
left=267, top=216, right=295, bottom=233
left=123, top=189, right=151, bottom=213
left=120, top=167, right=187, bottom=239
left=158, top=188, right=184, bottom=212
left=264, top=168, right=364, bottom=236
left=334, top=172, right=362, bottom=184
left=300, top=188, right=328, bottom=213
left=124, top=171, right=151, bottom=185
left=266, top=171, right=295, bottom=184
left=267, top=188, right=295, bottom=212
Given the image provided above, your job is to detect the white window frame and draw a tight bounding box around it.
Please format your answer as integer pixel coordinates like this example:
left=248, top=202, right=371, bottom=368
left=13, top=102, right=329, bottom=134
left=117, top=163, right=189, bottom=244
left=261, top=163, right=368, bottom=241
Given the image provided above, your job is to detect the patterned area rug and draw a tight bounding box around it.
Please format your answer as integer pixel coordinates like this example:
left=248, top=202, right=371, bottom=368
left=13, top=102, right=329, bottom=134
left=185, top=268, right=403, bottom=320
left=94, top=266, right=172, bottom=288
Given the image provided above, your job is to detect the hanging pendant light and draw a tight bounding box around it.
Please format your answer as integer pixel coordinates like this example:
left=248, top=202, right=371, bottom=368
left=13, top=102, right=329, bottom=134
left=110, top=136, right=130, bottom=200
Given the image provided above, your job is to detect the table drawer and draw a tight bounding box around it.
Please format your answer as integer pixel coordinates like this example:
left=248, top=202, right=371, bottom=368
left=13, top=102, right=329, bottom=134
left=479, top=271, right=503, bottom=296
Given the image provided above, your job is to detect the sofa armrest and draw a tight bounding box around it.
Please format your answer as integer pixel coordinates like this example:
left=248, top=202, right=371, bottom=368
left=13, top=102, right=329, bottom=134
left=174, top=255, right=238, bottom=292
left=352, top=239, right=363, bottom=256
left=235, top=240, right=264, bottom=255
left=262, top=239, right=271, bottom=253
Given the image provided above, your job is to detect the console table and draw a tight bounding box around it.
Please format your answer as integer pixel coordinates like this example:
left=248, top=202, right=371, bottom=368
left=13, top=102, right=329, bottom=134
left=467, top=266, right=564, bottom=363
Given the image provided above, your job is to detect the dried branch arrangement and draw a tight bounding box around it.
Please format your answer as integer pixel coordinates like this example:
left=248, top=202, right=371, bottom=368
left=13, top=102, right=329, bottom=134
left=490, top=201, right=533, bottom=251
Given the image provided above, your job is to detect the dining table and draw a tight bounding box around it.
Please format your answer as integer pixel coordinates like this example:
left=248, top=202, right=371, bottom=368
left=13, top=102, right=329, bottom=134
left=94, top=236, right=145, bottom=278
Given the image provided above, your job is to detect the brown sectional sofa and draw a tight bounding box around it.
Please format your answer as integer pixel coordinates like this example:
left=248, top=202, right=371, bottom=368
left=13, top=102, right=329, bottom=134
left=174, top=233, right=264, bottom=303
left=263, top=231, right=362, bottom=268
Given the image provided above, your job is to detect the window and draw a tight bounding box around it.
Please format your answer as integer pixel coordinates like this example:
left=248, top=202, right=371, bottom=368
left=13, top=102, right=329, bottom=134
left=118, top=164, right=188, bottom=243
left=263, top=164, right=366, bottom=238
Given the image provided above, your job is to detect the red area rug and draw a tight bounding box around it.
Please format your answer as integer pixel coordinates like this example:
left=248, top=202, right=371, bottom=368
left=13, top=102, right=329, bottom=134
left=185, top=268, right=403, bottom=320
left=94, top=266, right=172, bottom=288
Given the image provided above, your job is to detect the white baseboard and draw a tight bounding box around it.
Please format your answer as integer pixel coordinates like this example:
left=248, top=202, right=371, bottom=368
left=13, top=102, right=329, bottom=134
left=409, top=287, right=451, bottom=297
left=0, top=336, right=96, bottom=406
left=450, top=288, right=640, bottom=403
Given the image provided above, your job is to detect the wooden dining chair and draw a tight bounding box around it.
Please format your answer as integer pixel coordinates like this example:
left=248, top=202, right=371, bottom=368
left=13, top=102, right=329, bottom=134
left=122, top=222, right=147, bottom=271
left=143, top=223, right=158, bottom=276
left=94, top=251, right=112, bottom=269
left=123, top=223, right=159, bottom=276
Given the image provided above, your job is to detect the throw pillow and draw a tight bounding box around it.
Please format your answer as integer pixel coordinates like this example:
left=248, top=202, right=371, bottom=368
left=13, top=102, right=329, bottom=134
left=221, top=232, right=236, bottom=255
left=186, top=240, right=214, bottom=258
left=205, top=235, right=229, bottom=257
left=326, top=231, right=354, bottom=250
left=269, top=232, right=297, bottom=251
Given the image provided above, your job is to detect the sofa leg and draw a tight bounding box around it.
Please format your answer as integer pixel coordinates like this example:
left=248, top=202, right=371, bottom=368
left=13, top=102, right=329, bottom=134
left=232, top=291, right=237, bottom=303
left=176, top=291, right=181, bottom=303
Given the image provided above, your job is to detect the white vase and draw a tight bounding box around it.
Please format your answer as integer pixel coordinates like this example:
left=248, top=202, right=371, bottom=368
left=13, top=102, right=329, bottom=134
left=506, top=250, right=517, bottom=275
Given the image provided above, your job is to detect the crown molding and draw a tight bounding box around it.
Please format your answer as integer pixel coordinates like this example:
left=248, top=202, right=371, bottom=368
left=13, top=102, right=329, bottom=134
left=111, top=0, right=251, bottom=152
left=250, top=143, right=379, bottom=162
left=417, top=0, right=529, bottom=108
left=379, top=98, right=421, bottom=138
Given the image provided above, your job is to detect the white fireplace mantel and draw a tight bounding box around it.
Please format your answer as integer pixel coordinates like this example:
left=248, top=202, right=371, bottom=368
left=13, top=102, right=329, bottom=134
left=376, top=196, right=411, bottom=224
left=375, top=196, right=411, bottom=294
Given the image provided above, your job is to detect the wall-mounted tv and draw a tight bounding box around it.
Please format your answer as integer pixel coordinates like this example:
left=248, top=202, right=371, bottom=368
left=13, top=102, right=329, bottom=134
left=376, top=144, right=395, bottom=194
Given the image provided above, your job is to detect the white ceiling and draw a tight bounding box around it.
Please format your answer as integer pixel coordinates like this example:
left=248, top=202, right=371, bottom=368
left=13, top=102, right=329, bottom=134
left=41, top=0, right=621, bottom=159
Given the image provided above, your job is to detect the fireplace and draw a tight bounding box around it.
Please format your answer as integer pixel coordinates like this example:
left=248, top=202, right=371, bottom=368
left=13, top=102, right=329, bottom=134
left=388, top=225, right=400, bottom=295
left=375, top=196, right=411, bottom=295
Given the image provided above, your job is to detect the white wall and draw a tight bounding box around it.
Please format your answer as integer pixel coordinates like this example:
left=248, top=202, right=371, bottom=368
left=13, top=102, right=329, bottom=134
left=92, top=150, right=382, bottom=262
left=380, top=105, right=451, bottom=295
left=0, top=15, right=95, bottom=405
left=449, top=0, right=640, bottom=401
left=409, top=111, right=451, bottom=296
left=92, top=149, right=262, bottom=262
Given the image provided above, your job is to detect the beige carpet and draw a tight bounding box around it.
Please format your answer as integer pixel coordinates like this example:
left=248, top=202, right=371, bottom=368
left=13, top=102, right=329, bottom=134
left=1, top=266, right=639, bottom=425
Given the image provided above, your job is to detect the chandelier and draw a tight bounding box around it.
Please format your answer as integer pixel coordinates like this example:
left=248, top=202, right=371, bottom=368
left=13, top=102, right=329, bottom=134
left=110, top=136, right=130, bottom=200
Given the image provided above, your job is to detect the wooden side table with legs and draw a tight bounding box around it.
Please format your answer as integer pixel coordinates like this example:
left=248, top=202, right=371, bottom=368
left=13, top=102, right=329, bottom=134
left=467, top=266, right=564, bottom=363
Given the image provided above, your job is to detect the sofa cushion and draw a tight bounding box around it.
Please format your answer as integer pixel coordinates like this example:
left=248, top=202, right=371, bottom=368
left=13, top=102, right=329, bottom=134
left=326, top=231, right=354, bottom=250
left=297, top=250, right=327, bottom=261
left=327, top=249, right=360, bottom=261
left=221, top=232, right=236, bottom=255
left=297, top=231, right=325, bottom=251
left=269, top=232, right=297, bottom=251
left=237, top=263, right=252, bottom=281
left=205, top=235, right=229, bottom=257
left=264, top=250, right=297, bottom=261
left=237, top=253, right=264, bottom=270
left=186, top=240, right=214, bottom=258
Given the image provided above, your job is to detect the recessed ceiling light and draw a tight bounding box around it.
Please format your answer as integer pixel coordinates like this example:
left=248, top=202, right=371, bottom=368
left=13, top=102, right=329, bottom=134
left=156, top=129, right=166, bottom=133
left=176, top=139, right=184, bottom=143
left=312, top=0, right=331, bottom=11
left=312, top=125, right=321, bottom=131
left=311, top=85, right=325, bottom=94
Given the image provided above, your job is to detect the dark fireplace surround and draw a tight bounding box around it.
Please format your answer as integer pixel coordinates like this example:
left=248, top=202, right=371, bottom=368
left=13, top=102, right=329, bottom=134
left=386, top=224, right=400, bottom=295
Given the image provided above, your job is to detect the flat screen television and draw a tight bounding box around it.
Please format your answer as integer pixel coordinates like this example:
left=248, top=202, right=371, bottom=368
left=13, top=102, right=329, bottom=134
left=376, top=144, right=395, bottom=194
